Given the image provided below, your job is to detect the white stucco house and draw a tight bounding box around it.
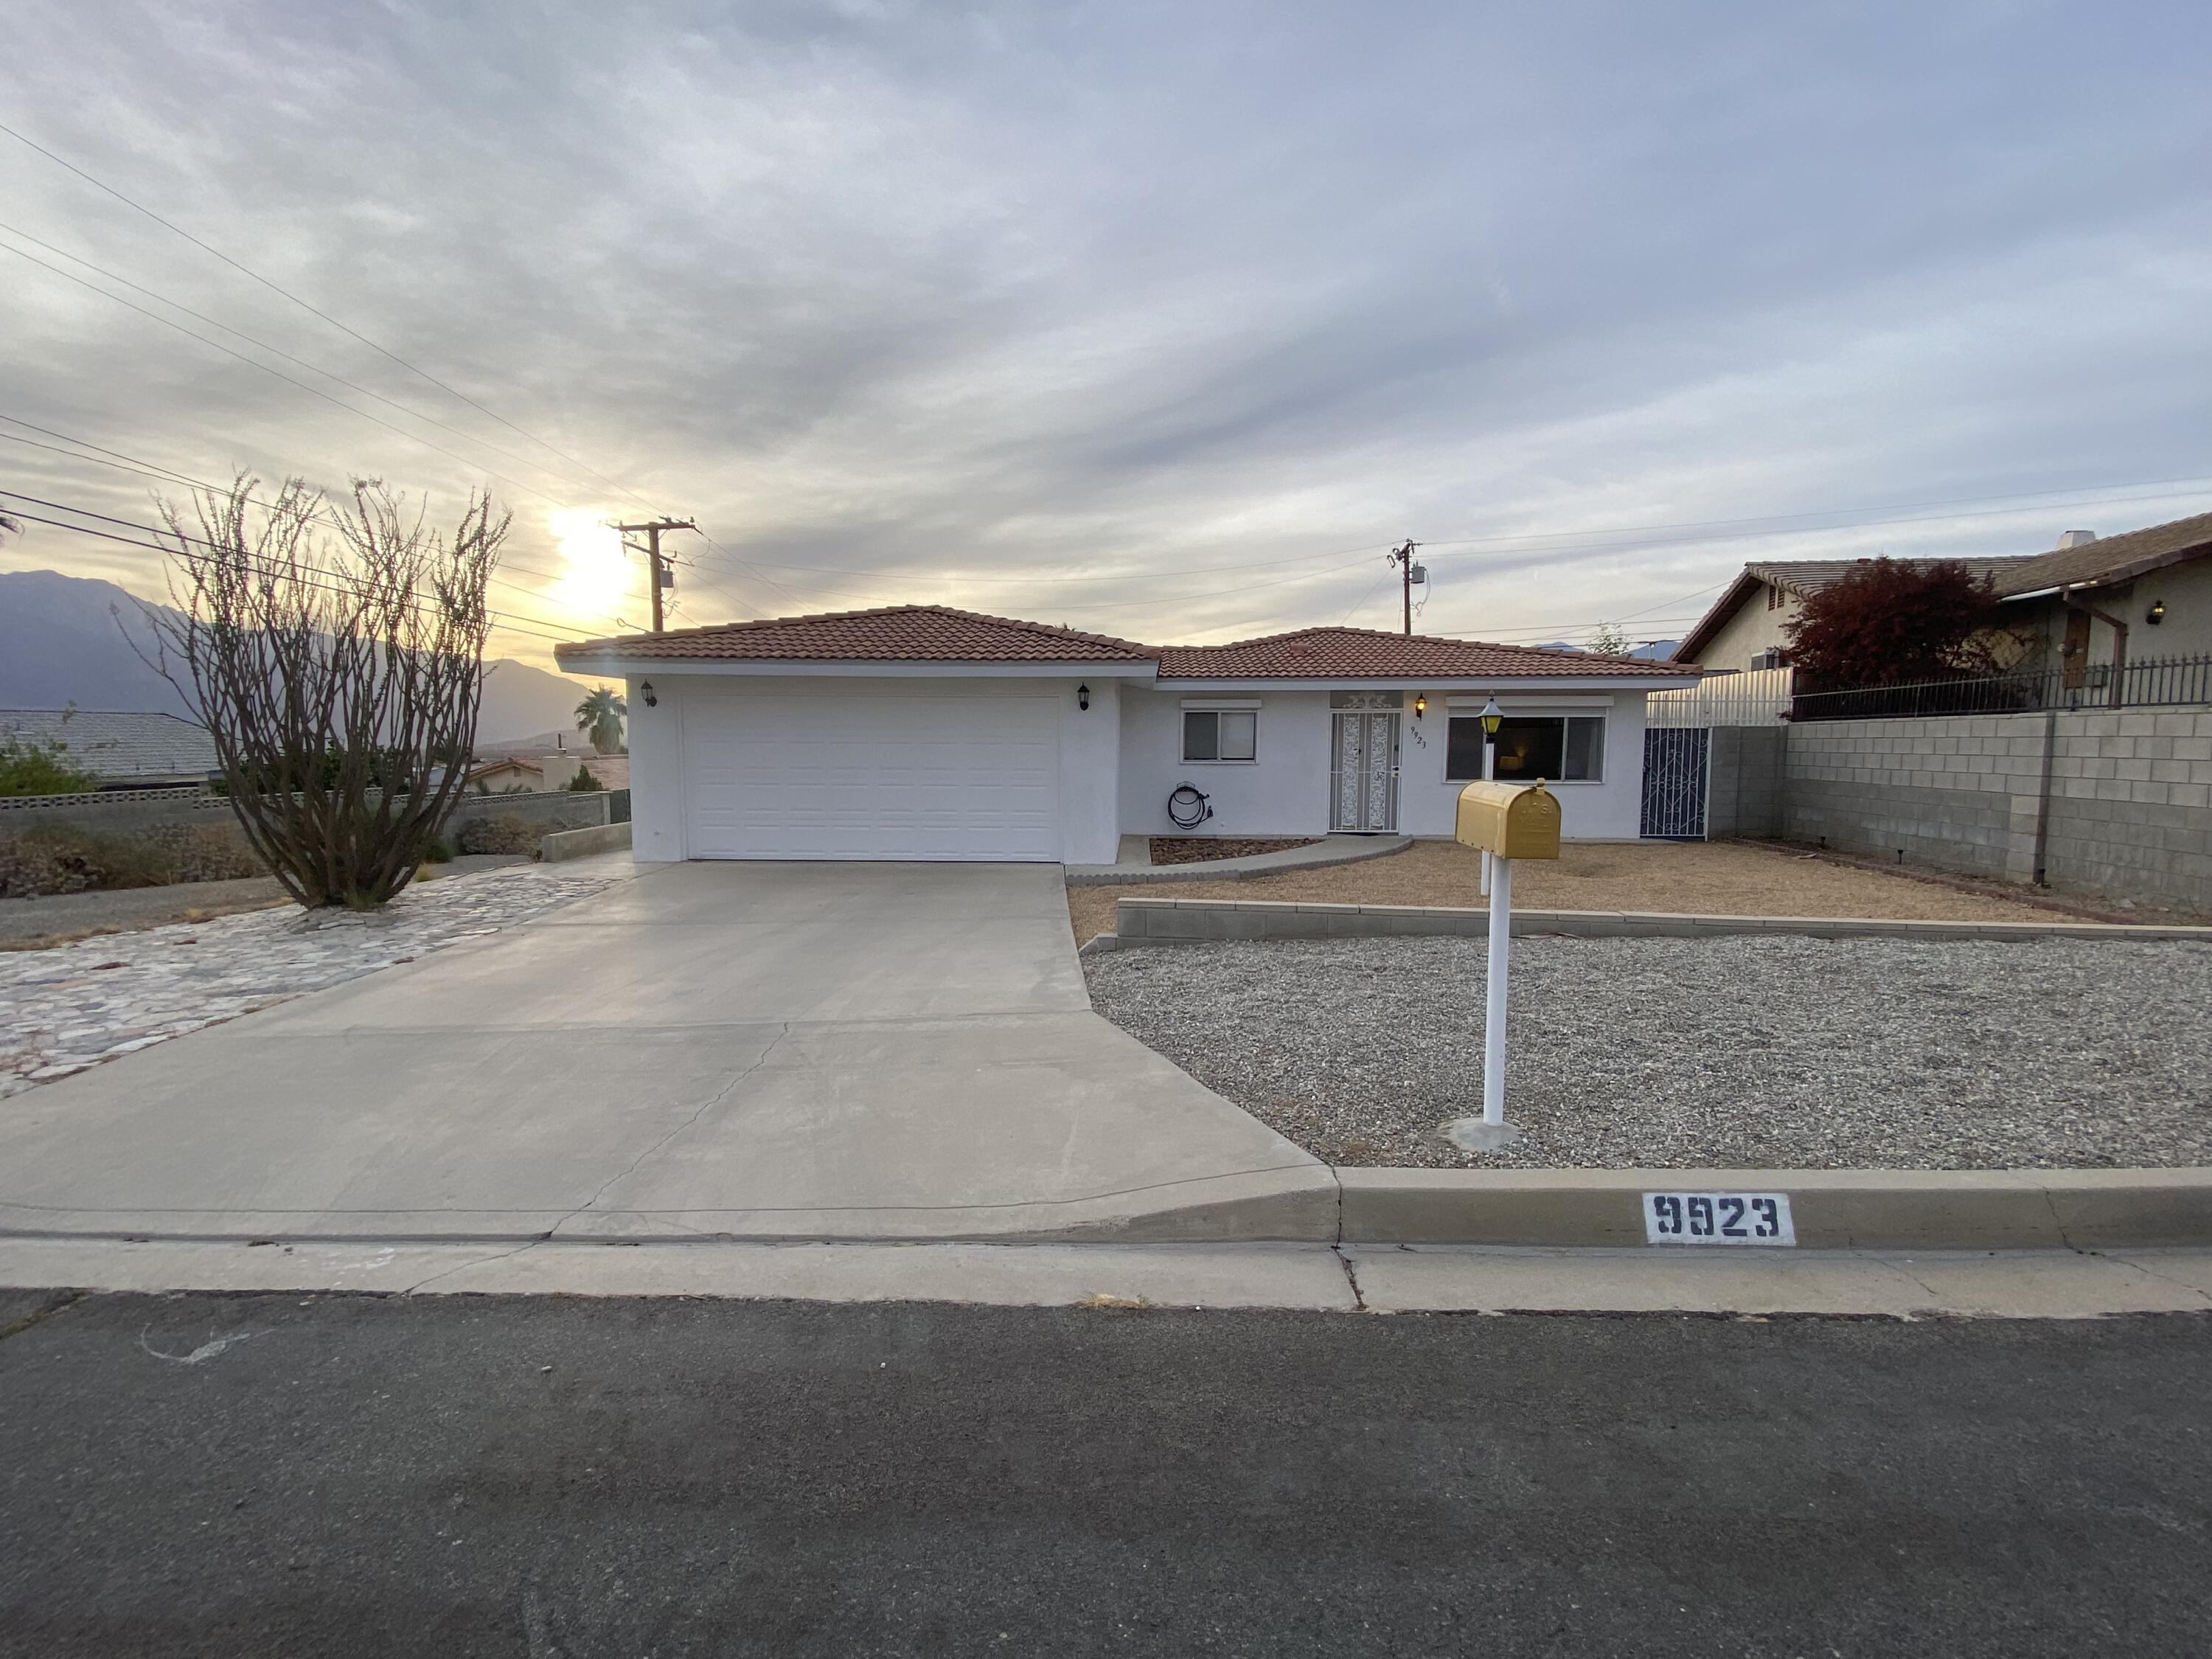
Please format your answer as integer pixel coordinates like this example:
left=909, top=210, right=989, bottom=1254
left=554, top=605, right=1700, bottom=864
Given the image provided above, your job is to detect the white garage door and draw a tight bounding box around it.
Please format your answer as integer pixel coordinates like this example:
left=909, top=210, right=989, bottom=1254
left=684, top=691, right=1062, bottom=860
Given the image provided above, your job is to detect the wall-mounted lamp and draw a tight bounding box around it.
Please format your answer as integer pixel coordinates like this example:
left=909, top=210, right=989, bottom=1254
left=639, top=681, right=658, bottom=708
left=1077, top=683, right=1091, bottom=711
left=2146, top=599, right=2166, bottom=625
left=1478, top=695, right=1504, bottom=737
left=1413, top=693, right=1427, bottom=718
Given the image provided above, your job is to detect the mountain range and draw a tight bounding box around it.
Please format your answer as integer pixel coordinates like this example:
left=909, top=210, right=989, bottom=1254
left=0, top=568, right=608, bottom=748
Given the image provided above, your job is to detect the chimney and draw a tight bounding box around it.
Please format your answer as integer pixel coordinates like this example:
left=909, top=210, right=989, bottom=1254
left=2056, top=530, right=2098, bottom=549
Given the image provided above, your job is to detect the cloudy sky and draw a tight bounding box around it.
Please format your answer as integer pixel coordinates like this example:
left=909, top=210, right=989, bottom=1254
left=3, top=1, right=2208, bottom=672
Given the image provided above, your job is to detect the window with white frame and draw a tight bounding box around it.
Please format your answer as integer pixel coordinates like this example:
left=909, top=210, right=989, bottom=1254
left=1446, top=715, right=1604, bottom=782
left=1182, top=709, right=1256, bottom=762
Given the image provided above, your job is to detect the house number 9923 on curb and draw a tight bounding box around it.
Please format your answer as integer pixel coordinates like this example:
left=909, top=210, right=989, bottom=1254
left=1643, top=1192, right=1795, bottom=1246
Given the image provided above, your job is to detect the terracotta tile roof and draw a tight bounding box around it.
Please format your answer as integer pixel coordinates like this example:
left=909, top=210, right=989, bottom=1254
left=1155, top=626, right=1689, bottom=680
left=1994, top=510, right=2212, bottom=595
left=556, top=605, right=1158, bottom=665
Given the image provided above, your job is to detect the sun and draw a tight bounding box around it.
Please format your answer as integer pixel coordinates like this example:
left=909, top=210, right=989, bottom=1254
left=546, top=509, right=633, bottom=626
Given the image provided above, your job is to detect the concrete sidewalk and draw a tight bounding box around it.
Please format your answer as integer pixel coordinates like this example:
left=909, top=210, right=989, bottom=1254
left=0, top=862, right=1332, bottom=1244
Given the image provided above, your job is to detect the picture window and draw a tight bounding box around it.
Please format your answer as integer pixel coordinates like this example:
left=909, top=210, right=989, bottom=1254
left=1445, top=715, right=1604, bottom=782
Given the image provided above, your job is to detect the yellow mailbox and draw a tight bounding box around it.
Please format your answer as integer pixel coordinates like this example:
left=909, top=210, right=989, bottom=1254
left=1454, top=780, right=1562, bottom=860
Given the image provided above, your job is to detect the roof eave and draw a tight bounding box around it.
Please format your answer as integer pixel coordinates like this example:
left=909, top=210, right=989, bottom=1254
left=1151, top=673, right=1701, bottom=692
left=549, top=653, right=1159, bottom=680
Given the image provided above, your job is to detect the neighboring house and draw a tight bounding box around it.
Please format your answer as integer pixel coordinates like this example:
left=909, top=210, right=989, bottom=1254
left=1676, top=557, right=2034, bottom=672
left=476, top=728, right=613, bottom=757
left=554, top=605, right=1697, bottom=864
left=0, top=709, right=218, bottom=789
left=467, top=753, right=630, bottom=793
left=1678, top=510, right=2212, bottom=684
left=1989, top=512, right=2212, bottom=687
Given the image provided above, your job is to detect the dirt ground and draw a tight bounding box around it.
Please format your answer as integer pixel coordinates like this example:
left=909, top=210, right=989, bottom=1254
left=1065, top=838, right=2118, bottom=945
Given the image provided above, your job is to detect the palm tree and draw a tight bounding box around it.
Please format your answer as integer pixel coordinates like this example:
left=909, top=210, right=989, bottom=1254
left=575, top=686, right=627, bottom=755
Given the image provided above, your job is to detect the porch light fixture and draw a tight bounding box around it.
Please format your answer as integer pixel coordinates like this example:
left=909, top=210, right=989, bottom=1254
left=639, top=681, right=658, bottom=708
left=1413, top=693, right=1427, bottom=718
left=2147, top=599, right=2166, bottom=625
left=1478, top=695, right=1504, bottom=737
left=1078, top=683, right=1091, bottom=711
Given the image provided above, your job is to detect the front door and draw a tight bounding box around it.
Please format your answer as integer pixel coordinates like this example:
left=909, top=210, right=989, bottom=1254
left=1330, top=713, right=1399, bottom=832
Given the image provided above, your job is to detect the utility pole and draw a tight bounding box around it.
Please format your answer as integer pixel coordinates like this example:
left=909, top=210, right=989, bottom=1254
left=1387, top=540, right=1425, bottom=635
left=613, top=518, right=697, bottom=633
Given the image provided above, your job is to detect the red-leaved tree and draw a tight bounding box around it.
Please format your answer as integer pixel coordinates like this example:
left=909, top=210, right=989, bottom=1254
left=1783, top=558, right=2003, bottom=692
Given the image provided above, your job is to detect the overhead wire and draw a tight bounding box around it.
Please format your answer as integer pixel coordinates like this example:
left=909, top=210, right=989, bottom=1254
left=0, top=218, right=649, bottom=507
left=0, top=116, right=667, bottom=516
left=0, top=503, right=586, bottom=647
left=0, top=235, right=592, bottom=513
left=0, top=486, right=596, bottom=641
left=0, top=418, right=611, bottom=633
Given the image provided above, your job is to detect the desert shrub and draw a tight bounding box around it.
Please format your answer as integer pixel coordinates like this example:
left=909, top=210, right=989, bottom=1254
left=0, top=826, right=178, bottom=897
left=456, top=813, right=553, bottom=855
left=0, top=729, right=105, bottom=798
left=563, top=764, right=603, bottom=792
left=421, top=838, right=456, bottom=863
left=138, top=821, right=268, bottom=883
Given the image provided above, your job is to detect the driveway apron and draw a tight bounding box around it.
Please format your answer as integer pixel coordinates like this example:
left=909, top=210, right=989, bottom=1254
left=0, top=863, right=1334, bottom=1242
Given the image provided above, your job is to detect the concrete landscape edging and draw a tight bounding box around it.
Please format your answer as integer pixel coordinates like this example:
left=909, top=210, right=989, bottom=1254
left=1103, top=895, right=2212, bottom=947
left=540, top=821, right=632, bottom=861
left=1334, top=1167, right=2212, bottom=1251
left=1064, top=834, right=1410, bottom=886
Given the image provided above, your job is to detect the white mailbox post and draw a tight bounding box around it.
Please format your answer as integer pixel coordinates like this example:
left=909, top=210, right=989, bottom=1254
left=1445, top=772, right=1562, bottom=1152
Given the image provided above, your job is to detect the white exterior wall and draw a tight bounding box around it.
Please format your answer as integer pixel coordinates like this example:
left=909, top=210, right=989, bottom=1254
left=1120, top=686, right=1652, bottom=841
left=623, top=672, right=1120, bottom=865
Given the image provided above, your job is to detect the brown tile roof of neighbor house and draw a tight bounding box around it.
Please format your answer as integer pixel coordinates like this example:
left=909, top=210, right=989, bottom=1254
left=555, top=605, right=1159, bottom=665
left=1155, top=626, right=1688, bottom=680
left=1677, top=556, right=2034, bottom=661
left=1994, top=510, right=2212, bottom=596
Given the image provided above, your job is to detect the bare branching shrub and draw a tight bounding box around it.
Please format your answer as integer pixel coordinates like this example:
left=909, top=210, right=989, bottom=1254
left=149, top=474, right=509, bottom=910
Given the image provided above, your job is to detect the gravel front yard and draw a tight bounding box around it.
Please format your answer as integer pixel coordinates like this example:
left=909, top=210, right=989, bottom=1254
left=1, top=865, right=617, bottom=1097
left=1064, top=838, right=2125, bottom=946
left=1085, top=935, right=2212, bottom=1170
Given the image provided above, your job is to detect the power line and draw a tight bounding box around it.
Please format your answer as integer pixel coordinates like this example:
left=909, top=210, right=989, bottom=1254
left=0, top=487, right=596, bottom=640
left=0, top=116, right=667, bottom=517
left=0, top=218, right=639, bottom=505
left=0, top=504, right=585, bottom=647
left=0, top=413, right=619, bottom=626
left=0, top=235, right=588, bottom=513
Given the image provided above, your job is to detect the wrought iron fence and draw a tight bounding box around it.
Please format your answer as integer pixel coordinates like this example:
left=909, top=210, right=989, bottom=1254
left=1786, top=652, right=2212, bottom=723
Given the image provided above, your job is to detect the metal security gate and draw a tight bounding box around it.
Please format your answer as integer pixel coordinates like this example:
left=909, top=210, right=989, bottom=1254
left=1641, top=726, right=1709, bottom=840
left=1329, top=712, right=1399, bottom=832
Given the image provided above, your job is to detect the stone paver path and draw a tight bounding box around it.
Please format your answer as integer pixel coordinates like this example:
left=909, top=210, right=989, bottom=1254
left=1, top=868, right=616, bottom=1097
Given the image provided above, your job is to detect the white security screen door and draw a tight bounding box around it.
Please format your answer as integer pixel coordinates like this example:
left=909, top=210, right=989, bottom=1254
left=1329, top=712, right=1399, bottom=832
left=684, top=691, right=1061, bottom=860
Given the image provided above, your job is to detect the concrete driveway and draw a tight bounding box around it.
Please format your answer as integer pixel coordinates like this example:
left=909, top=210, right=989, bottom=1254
left=0, top=863, right=1334, bottom=1243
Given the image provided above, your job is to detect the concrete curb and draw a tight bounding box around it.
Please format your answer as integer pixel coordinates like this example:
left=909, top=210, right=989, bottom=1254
left=1110, top=895, right=2212, bottom=946
left=1065, top=834, right=1409, bottom=886
left=1336, top=1167, right=2212, bottom=1251
left=540, top=821, right=632, bottom=862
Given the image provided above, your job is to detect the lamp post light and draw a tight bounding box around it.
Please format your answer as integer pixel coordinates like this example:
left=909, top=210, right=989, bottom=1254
left=1478, top=696, right=1503, bottom=897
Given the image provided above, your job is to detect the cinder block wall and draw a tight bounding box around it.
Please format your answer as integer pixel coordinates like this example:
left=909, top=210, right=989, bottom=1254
left=1, top=787, right=609, bottom=843
left=1707, top=727, right=1785, bottom=839
left=1778, top=709, right=2212, bottom=911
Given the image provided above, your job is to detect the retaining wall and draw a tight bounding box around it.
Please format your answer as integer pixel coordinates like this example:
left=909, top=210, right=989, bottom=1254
left=1780, top=707, right=2212, bottom=911
left=1, top=786, right=611, bottom=845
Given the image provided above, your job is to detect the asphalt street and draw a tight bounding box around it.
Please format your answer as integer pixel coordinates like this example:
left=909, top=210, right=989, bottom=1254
left=2, top=1290, right=2208, bottom=1657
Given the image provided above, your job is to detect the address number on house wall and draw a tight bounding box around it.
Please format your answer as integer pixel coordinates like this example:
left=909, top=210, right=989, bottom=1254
left=1643, top=1192, right=1795, bottom=1247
